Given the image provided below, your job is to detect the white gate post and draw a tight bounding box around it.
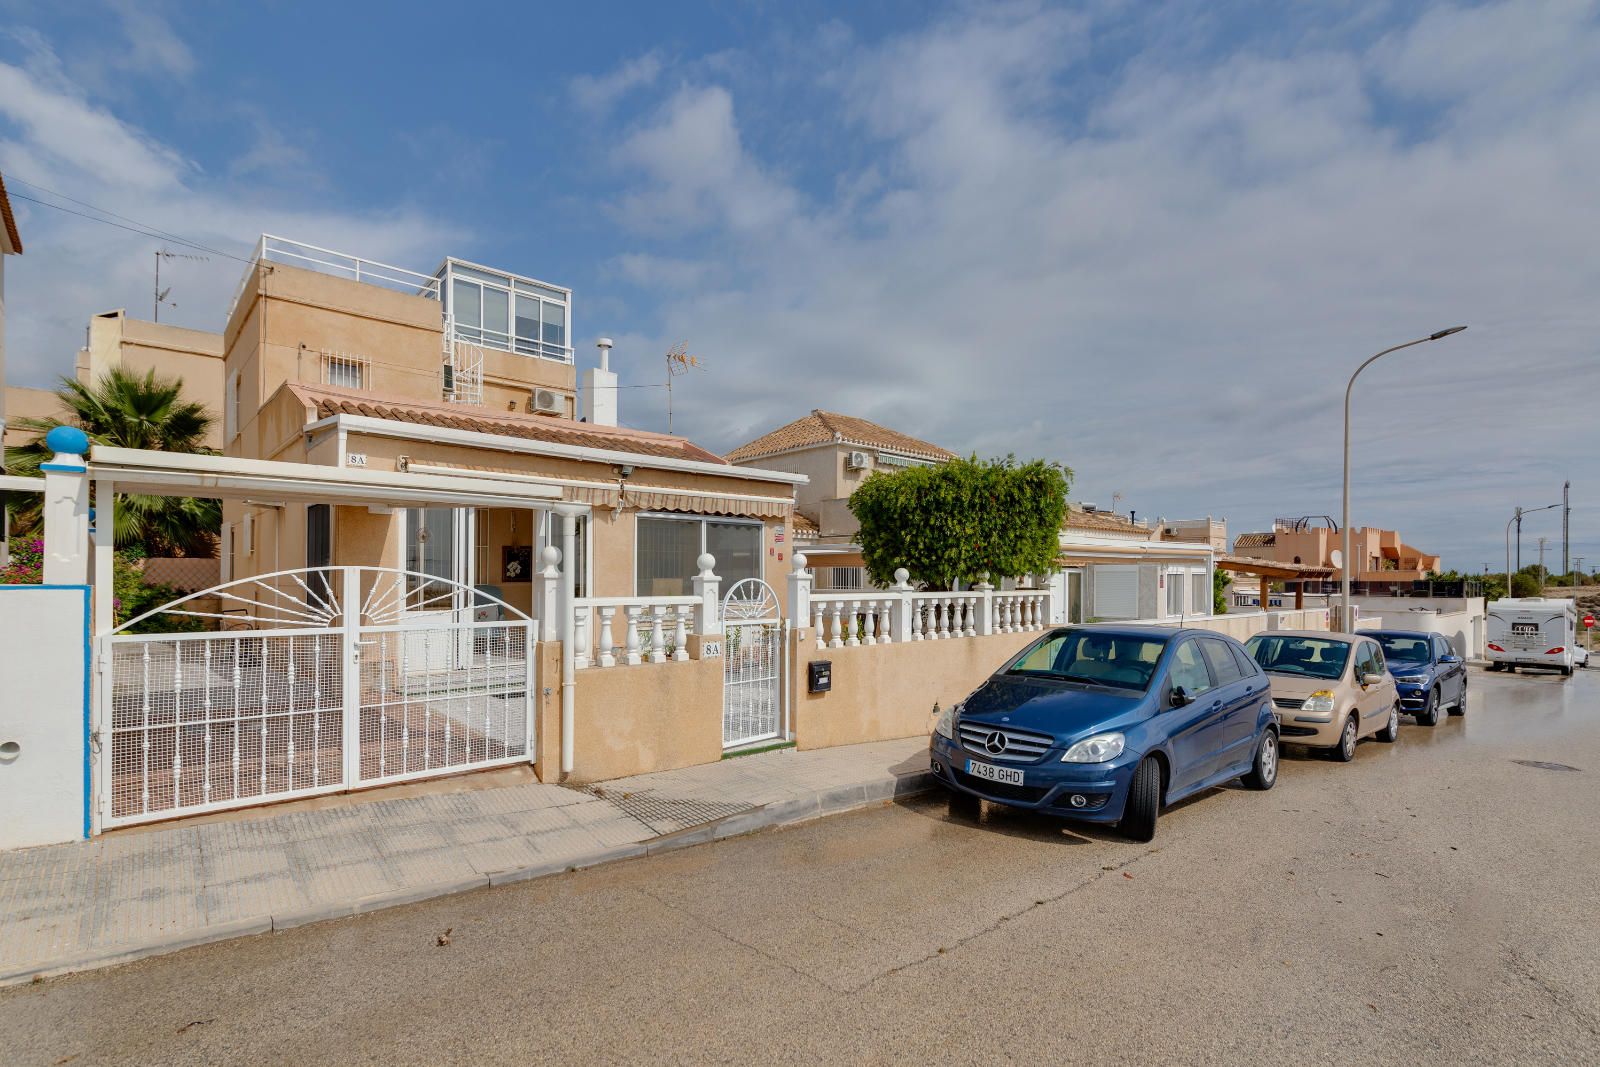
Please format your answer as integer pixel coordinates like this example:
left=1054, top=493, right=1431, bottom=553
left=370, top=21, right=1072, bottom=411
left=889, top=567, right=914, bottom=643
left=536, top=545, right=560, bottom=643
left=974, top=573, right=996, bottom=636
left=340, top=566, right=362, bottom=786
left=694, top=554, right=722, bottom=636
left=787, top=553, right=811, bottom=632
left=41, top=427, right=91, bottom=586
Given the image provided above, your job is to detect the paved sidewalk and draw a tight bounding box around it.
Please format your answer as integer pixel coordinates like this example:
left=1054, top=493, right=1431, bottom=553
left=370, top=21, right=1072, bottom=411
left=0, top=738, right=931, bottom=986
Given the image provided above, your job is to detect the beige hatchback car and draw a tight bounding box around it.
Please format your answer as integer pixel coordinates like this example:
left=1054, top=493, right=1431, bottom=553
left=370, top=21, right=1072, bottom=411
left=1243, top=630, right=1400, bottom=761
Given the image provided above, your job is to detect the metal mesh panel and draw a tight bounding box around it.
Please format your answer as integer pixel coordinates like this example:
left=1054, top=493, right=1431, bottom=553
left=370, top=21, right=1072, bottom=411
left=723, top=621, right=782, bottom=747
left=356, top=622, right=531, bottom=783
left=107, top=632, right=344, bottom=823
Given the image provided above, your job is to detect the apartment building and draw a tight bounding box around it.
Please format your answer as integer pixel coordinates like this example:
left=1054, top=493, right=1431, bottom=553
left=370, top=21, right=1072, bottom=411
left=1232, top=515, right=1441, bottom=583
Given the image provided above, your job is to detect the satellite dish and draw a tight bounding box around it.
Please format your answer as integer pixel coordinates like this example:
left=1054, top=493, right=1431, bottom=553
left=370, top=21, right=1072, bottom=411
left=1329, top=549, right=1343, bottom=569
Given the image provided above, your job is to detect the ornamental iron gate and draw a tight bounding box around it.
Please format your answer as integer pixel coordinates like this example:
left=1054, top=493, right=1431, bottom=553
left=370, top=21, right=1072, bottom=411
left=721, top=579, right=784, bottom=748
left=101, top=567, right=534, bottom=827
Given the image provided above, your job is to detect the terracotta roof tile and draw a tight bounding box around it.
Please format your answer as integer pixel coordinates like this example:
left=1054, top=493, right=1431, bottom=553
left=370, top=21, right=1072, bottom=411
left=0, top=172, right=21, bottom=254
left=1232, top=531, right=1276, bottom=550
left=287, top=383, right=730, bottom=465
left=726, top=409, right=956, bottom=464
left=789, top=513, right=819, bottom=538
left=1063, top=506, right=1148, bottom=534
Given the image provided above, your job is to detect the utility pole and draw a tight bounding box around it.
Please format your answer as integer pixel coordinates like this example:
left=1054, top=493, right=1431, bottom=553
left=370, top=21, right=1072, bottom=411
left=1563, top=480, right=1570, bottom=581
left=1516, top=510, right=1522, bottom=571
left=1538, top=537, right=1549, bottom=585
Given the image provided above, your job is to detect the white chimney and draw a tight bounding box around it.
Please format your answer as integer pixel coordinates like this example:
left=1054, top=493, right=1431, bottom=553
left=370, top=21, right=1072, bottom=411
left=583, top=337, right=618, bottom=426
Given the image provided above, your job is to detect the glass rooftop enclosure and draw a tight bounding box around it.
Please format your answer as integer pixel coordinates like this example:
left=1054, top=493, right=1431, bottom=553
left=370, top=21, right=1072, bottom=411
left=243, top=235, right=574, bottom=365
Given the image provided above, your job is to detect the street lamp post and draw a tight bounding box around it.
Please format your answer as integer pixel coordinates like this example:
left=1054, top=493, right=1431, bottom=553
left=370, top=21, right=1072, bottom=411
left=1341, top=327, right=1467, bottom=629
left=1506, top=502, right=1560, bottom=599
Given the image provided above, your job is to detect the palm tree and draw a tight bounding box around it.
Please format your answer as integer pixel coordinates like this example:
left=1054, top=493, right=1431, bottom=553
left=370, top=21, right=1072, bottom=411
left=5, top=367, right=221, bottom=556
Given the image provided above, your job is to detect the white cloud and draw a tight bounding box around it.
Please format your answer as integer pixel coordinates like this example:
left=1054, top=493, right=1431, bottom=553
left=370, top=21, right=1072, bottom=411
left=571, top=50, right=664, bottom=113
left=0, top=40, right=464, bottom=389
left=597, top=1, right=1600, bottom=569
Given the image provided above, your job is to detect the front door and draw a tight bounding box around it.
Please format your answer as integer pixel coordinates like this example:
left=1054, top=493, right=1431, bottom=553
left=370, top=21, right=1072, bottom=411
left=402, top=507, right=474, bottom=671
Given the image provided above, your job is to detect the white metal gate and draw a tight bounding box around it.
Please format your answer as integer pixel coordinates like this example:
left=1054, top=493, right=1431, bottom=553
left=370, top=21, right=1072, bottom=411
left=100, top=567, right=534, bottom=828
left=721, top=579, right=783, bottom=748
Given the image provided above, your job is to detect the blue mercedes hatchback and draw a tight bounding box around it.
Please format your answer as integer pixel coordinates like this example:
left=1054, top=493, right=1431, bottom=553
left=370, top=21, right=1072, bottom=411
left=929, top=625, right=1279, bottom=841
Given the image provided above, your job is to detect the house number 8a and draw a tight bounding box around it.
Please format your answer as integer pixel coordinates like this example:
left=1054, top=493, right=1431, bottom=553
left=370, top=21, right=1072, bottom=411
left=701, top=641, right=723, bottom=659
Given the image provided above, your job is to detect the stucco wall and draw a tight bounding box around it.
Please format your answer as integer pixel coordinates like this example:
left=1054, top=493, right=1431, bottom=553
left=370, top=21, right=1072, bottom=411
left=568, top=656, right=725, bottom=782
left=790, top=629, right=1039, bottom=750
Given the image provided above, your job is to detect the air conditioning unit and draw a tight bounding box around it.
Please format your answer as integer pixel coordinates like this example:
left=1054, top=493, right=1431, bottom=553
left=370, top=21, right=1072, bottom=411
left=528, top=389, right=564, bottom=416
left=846, top=450, right=871, bottom=470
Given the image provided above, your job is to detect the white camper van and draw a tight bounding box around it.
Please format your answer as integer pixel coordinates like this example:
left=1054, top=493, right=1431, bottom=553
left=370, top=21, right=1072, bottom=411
left=1486, top=598, right=1577, bottom=676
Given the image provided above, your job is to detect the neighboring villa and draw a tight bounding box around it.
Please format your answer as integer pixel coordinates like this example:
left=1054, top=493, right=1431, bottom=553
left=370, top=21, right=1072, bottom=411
left=728, top=409, right=1217, bottom=624
left=726, top=409, right=956, bottom=590
left=1233, top=515, right=1441, bottom=585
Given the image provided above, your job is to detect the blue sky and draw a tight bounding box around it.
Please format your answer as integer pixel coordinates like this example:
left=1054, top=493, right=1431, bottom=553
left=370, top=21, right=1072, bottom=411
left=2, top=0, right=1598, bottom=572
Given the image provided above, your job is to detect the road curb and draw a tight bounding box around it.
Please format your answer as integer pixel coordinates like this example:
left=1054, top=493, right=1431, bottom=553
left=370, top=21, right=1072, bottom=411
left=0, top=769, right=938, bottom=988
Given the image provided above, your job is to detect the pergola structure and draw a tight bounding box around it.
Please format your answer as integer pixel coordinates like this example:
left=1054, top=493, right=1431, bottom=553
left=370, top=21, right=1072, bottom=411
left=1214, top=553, right=1334, bottom=610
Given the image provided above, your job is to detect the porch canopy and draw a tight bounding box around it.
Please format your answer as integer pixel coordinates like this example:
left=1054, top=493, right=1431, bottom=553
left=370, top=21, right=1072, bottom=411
left=85, top=445, right=579, bottom=635
left=1214, top=552, right=1333, bottom=609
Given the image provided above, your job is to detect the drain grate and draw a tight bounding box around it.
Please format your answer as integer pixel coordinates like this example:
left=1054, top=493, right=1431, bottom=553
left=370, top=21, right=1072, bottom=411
left=1512, top=759, right=1582, bottom=773
left=580, top=787, right=756, bottom=835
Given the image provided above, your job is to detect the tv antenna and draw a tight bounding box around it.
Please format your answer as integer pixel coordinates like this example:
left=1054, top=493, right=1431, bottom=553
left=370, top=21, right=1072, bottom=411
left=154, top=247, right=210, bottom=321
left=664, top=341, right=703, bottom=435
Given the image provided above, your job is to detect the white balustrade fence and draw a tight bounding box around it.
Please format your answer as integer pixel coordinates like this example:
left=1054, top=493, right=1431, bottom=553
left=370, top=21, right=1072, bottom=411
left=807, top=584, right=1051, bottom=650
left=572, top=597, right=701, bottom=668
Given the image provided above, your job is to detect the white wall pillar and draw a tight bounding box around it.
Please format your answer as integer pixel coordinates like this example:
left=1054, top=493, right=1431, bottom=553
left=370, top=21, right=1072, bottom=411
left=973, top=572, right=995, bottom=636
left=41, top=427, right=91, bottom=586
left=693, top=553, right=722, bottom=636
left=536, top=544, right=560, bottom=643
left=889, top=567, right=913, bottom=643
left=787, top=552, right=812, bottom=630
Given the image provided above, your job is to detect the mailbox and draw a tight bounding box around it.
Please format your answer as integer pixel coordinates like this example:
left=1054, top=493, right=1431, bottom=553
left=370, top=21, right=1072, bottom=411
left=808, top=660, right=833, bottom=694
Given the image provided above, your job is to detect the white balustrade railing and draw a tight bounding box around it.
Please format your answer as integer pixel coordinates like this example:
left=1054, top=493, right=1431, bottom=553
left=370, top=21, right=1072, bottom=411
left=573, top=596, right=700, bottom=669
left=807, top=585, right=1051, bottom=650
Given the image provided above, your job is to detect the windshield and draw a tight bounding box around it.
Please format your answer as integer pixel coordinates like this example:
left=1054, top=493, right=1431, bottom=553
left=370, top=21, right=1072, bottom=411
left=1377, top=635, right=1431, bottom=664
left=1005, top=630, right=1169, bottom=692
left=1245, top=635, right=1351, bottom=681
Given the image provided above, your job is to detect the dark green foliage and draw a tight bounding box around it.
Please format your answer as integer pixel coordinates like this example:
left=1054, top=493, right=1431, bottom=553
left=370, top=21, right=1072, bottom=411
left=848, top=455, right=1070, bottom=590
left=5, top=367, right=220, bottom=556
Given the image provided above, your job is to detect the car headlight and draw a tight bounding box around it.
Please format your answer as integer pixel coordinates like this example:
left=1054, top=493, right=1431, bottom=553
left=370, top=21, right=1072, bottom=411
left=1300, top=690, right=1336, bottom=713
left=1396, top=675, right=1426, bottom=685
left=1062, top=732, right=1125, bottom=763
left=934, top=703, right=959, bottom=739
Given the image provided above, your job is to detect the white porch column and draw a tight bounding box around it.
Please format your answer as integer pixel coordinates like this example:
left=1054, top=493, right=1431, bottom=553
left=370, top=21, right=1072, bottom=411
left=889, top=567, right=914, bottom=643
left=787, top=553, right=811, bottom=631
left=973, top=573, right=995, bottom=636
left=556, top=505, right=582, bottom=777
left=693, top=553, right=722, bottom=636
left=41, top=427, right=91, bottom=587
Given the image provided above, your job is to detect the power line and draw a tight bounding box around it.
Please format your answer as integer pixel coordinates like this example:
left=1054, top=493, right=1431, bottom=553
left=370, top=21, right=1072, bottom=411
left=6, top=175, right=239, bottom=260
left=5, top=186, right=250, bottom=264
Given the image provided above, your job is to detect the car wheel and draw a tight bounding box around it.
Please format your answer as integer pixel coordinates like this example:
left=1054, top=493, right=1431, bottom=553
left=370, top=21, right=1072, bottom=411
left=1117, top=757, right=1161, bottom=842
left=1562, top=666, right=1574, bottom=677
left=1419, top=687, right=1442, bottom=727
left=1449, top=677, right=1467, bottom=716
left=1330, top=714, right=1359, bottom=762
left=1241, top=730, right=1278, bottom=790
left=1377, top=703, right=1400, bottom=743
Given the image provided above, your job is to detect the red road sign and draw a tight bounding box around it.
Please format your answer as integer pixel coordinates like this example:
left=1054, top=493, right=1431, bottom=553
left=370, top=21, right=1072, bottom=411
left=1585, top=615, right=1595, bottom=629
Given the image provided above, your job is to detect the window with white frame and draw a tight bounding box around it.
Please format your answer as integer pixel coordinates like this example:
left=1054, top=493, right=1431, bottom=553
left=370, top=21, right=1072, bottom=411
left=636, top=515, right=761, bottom=596
left=1166, top=571, right=1185, bottom=616
left=1191, top=570, right=1209, bottom=617
left=320, top=351, right=369, bottom=390
left=441, top=260, right=571, bottom=362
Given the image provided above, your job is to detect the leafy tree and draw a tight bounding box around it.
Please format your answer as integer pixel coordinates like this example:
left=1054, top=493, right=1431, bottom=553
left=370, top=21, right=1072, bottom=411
left=1212, top=567, right=1231, bottom=615
left=1510, top=572, right=1543, bottom=598
left=848, top=455, right=1070, bottom=589
left=4, top=367, right=220, bottom=556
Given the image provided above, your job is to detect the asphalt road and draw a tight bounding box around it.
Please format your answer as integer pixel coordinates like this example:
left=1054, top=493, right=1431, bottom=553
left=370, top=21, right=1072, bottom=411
left=5, top=666, right=1598, bottom=1066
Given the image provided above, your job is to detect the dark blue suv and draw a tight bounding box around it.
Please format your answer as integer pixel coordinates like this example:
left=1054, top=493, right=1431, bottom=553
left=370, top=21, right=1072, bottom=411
left=1371, top=630, right=1467, bottom=726
left=929, top=626, right=1279, bottom=841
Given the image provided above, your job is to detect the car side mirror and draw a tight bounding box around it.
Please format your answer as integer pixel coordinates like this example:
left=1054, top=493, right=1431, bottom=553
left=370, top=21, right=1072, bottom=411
left=1440, top=654, right=1461, bottom=664
left=1362, top=672, right=1386, bottom=687
left=1170, top=686, right=1191, bottom=708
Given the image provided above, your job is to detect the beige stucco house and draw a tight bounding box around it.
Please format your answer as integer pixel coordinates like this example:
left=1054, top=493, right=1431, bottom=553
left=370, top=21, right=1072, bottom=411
left=215, top=238, right=804, bottom=617
left=727, top=409, right=956, bottom=589
left=1233, top=516, right=1441, bottom=584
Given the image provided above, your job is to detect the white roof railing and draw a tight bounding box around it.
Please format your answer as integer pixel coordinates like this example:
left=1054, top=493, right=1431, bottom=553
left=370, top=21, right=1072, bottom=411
left=228, top=234, right=441, bottom=320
